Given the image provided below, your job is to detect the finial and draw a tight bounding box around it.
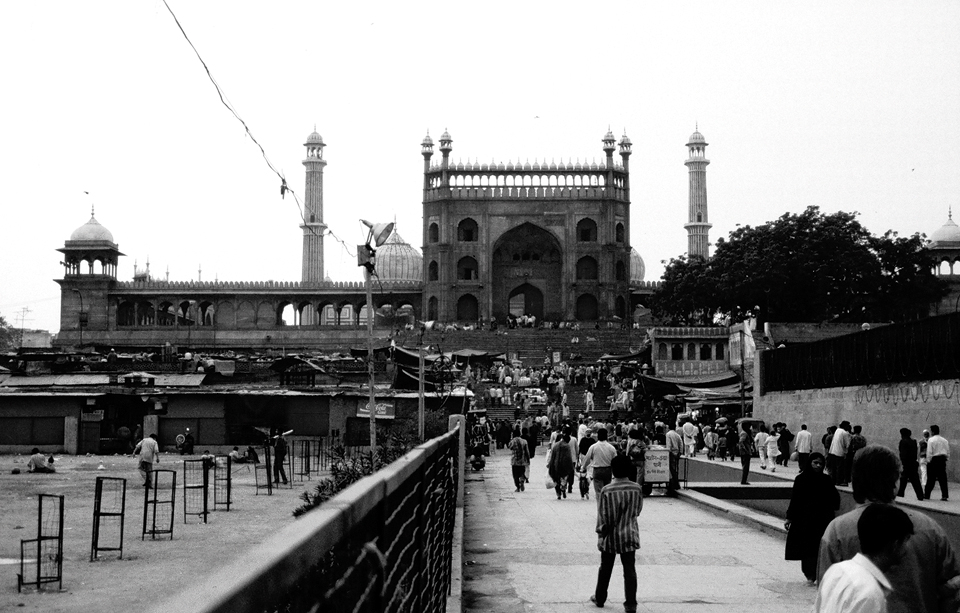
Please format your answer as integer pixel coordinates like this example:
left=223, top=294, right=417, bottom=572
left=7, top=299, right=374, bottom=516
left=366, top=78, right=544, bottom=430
left=696, top=121, right=698, bottom=131
left=91, top=204, right=95, bottom=218
left=314, top=123, right=317, bottom=132
left=951, top=205, right=953, bottom=220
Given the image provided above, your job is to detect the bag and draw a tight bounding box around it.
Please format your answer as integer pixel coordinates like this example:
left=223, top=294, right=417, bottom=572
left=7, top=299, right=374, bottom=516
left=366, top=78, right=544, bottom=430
left=790, top=450, right=799, bottom=461
left=545, top=475, right=556, bottom=489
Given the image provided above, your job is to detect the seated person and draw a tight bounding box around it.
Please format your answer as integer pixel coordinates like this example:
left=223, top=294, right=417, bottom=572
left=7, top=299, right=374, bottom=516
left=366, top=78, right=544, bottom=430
left=200, top=449, right=216, bottom=470
left=228, top=446, right=243, bottom=463
left=27, top=448, right=55, bottom=473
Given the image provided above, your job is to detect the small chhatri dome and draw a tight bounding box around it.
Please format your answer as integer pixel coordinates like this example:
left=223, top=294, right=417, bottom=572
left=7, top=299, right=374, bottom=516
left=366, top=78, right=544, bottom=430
left=619, top=133, right=632, bottom=147
left=421, top=132, right=434, bottom=147
left=305, top=130, right=325, bottom=146
left=70, top=210, right=115, bottom=243
left=687, top=129, right=706, bottom=145
left=930, top=211, right=960, bottom=246
left=630, top=248, right=646, bottom=283
left=375, top=228, right=423, bottom=283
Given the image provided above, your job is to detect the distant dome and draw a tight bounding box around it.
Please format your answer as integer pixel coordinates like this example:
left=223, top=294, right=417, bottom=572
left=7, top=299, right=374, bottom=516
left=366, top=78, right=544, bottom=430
left=630, top=248, right=646, bottom=283
left=687, top=130, right=706, bottom=145
left=305, top=130, right=324, bottom=146
left=376, top=229, right=422, bottom=283
left=930, top=215, right=960, bottom=246
left=70, top=213, right=114, bottom=243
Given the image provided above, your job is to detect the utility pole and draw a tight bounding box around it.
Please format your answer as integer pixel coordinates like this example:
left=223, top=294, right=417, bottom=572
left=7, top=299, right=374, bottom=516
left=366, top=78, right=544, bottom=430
left=15, top=307, right=32, bottom=351
left=739, top=328, right=746, bottom=418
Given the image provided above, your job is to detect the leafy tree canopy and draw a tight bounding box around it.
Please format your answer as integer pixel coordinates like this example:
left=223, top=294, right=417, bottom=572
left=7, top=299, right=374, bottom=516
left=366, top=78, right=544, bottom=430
left=0, top=314, right=14, bottom=352
left=650, top=207, right=947, bottom=327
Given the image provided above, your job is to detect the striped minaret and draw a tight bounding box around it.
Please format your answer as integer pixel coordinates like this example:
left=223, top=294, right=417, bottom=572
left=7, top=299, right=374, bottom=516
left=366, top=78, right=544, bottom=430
left=684, top=126, right=712, bottom=259
left=301, top=128, right=327, bottom=282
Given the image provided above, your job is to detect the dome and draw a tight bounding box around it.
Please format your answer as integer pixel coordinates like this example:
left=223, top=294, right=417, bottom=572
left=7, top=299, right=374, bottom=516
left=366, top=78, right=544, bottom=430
left=619, top=133, right=632, bottom=147
left=375, top=229, right=423, bottom=283
left=421, top=132, right=434, bottom=147
left=305, top=130, right=324, bottom=145
left=930, top=214, right=960, bottom=246
left=69, top=213, right=114, bottom=243
left=440, top=129, right=452, bottom=142
left=687, top=130, right=706, bottom=145
left=630, top=248, right=646, bottom=283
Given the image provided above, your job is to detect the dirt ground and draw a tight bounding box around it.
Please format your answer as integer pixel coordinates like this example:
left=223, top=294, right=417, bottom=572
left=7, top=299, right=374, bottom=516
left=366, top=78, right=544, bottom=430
left=0, top=452, right=318, bottom=612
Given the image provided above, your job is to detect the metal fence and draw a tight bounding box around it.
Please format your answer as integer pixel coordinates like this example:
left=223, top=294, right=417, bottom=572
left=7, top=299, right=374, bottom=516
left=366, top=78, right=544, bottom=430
left=152, top=422, right=462, bottom=613
left=761, top=312, right=960, bottom=393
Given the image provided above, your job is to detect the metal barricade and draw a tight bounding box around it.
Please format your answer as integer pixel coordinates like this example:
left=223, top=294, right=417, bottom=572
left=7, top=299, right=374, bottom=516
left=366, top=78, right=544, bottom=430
left=255, top=443, right=273, bottom=496
left=18, top=494, right=64, bottom=592
left=183, top=459, right=211, bottom=523
left=214, top=455, right=232, bottom=511
left=291, top=439, right=320, bottom=481
left=91, top=477, right=127, bottom=561
left=143, top=469, right=176, bottom=540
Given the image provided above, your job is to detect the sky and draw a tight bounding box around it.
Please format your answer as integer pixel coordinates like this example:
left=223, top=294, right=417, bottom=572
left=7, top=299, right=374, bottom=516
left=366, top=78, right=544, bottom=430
left=1, top=1, right=958, bottom=333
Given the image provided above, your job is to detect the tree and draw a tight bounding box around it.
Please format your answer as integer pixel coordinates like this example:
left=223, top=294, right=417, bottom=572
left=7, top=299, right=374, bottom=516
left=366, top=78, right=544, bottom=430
left=650, top=207, right=947, bottom=327
left=0, top=314, right=14, bottom=352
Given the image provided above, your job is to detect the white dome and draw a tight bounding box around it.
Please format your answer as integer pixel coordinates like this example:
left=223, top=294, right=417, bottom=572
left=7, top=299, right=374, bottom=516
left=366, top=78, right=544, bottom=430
left=630, top=248, right=646, bottom=283
left=375, top=229, right=422, bottom=283
left=930, top=216, right=960, bottom=246
left=69, top=214, right=114, bottom=243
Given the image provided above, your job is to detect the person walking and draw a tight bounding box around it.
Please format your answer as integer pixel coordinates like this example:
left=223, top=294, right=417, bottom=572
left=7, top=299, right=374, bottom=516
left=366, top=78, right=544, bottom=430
left=924, top=425, right=950, bottom=501
left=777, top=422, right=794, bottom=467
left=508, top=427, right=530, bottom=492
left=665, top=425, right=683, bottom=492
left=754, top=425, right=769, bottom=470
left=794, top=424, right=813, bottom=472
left=818, top=445, right=960, bottom=613
left=624, top=427, right=648, bottom=485
left=765, top=427, right=781, bottom=473
left=273, top=431, right=288, bottom=485
left=845, top=425, right=867, bottom=484
left=784, top=452, right=840, bottom=582
left=738, top=423, right=754, bottom=485
left=583, top=428, right=619, bottom=502
left=134, top=434, right=160, bottom=488
left=703, top=426, right=718, bottom=460
left=814, top=503, right=915, bottom=613
left=548, top=431, right=576, bottom=500
left=918, top=429, right=930, bottom=488
left=827, top=421, right=851, bottom=485
left=590, top=455, right=643, bottom=613
left=897, top=428, right=925, bottom=501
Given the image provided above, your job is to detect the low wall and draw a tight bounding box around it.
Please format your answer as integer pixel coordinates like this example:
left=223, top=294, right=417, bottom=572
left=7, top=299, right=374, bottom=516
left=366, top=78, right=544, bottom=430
left=682, top=458, right=960, bottom=552
left=754, top=380, right=960, bottom=483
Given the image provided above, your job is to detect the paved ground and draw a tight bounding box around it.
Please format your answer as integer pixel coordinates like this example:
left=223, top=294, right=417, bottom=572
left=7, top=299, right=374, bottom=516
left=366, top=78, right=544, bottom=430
left=461, top=449, right=821, bottom=613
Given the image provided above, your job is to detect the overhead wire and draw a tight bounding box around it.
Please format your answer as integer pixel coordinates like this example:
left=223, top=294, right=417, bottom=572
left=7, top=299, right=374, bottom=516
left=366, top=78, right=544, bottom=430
left=159, top=0, right=355, bottom=258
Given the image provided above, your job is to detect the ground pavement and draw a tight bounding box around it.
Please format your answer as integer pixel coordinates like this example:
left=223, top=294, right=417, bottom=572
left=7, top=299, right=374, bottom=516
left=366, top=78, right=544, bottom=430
left=461, top=448, right=820, bottom=613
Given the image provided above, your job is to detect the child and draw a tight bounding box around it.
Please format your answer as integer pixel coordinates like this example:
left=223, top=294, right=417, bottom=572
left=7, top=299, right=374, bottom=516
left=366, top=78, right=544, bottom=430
left=579, top=467, right=591, bottom=499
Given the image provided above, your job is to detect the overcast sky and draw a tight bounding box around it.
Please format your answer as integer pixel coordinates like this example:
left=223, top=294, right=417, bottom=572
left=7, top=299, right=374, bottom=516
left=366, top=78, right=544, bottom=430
left=1, top=1, right=958, bottom=333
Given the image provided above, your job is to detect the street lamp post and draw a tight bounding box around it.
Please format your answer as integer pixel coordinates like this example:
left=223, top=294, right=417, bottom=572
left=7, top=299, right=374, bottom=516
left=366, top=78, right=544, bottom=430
left=358, top=220, right=395, bottom=453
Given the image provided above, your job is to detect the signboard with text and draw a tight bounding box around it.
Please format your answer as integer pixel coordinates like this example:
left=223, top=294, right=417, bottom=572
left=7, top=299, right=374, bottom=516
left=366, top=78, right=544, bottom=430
left=644, top=447, right=670, bottom=484
left=357, top=401, right=396, bottom=420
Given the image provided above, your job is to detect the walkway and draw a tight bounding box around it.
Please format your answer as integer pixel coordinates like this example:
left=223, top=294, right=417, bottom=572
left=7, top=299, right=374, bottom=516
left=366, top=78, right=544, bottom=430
left=461, top=450, right=819, bottom=613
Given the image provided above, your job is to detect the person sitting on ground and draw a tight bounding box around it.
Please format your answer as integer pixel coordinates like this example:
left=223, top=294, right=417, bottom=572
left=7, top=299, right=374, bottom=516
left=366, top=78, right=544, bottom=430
left=26, top=448, right=55, bottom=473
left=228, top=446, right=243, bottom=463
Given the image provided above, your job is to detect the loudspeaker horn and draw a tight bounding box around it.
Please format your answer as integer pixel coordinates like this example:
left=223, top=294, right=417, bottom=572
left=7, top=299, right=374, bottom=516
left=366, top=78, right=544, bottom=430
left=361, top=219, right=395, bottom=247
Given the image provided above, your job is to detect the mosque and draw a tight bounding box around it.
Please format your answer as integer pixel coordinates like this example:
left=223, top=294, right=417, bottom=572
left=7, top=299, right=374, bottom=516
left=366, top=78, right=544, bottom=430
left=53, top=128, right=717, bottom=352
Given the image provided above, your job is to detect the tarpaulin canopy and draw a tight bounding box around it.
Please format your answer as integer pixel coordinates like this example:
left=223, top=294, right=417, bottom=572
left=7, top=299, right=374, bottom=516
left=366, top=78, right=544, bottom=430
left=638, top=371, right=742, bottom=398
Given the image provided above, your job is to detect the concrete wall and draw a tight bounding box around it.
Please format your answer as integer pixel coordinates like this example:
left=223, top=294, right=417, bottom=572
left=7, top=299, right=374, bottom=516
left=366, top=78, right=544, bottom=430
left=754, top=380, right=960, bottom=483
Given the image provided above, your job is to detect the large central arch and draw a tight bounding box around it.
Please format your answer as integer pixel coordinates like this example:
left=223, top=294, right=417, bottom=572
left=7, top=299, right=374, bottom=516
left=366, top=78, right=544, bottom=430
left=491, top=222, right=562, bottom=321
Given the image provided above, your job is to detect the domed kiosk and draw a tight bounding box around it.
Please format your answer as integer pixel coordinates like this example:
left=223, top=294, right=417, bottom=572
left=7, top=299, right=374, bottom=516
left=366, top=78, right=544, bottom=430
left=58, top=208, right=123, bottom=277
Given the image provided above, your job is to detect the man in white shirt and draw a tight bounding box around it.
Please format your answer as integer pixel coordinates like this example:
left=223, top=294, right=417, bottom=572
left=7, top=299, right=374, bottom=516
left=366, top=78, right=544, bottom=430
left=924, top=425, right=950, bottom=501
left=582, top=428, right=618, bottom=503
left=134, top=434, right=161, bottom=488
left=794, top=424, right=813, bottom=472
left=815, top=503, right=913, bottom=613
left=829, top=421, right=852, bottom=485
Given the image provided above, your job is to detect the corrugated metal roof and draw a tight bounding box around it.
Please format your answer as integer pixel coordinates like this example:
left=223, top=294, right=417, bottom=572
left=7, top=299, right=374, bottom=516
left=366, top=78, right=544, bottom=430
left=0, top=375, right=111, bottom=387
left=154, top=374, right=206, bottom=387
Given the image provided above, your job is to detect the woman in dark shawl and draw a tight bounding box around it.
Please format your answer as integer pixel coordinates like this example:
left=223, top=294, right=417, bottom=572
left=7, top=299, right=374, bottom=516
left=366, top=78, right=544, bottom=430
left=784, top=452, right=840, bottom=582
left=548, top=431, right=576, bottom=500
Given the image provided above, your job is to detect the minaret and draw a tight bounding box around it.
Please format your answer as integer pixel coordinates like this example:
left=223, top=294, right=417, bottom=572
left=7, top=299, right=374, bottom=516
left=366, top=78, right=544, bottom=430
left=301, top=128, right=328, bottom=282
left=684, top=126, right=712, bottom=258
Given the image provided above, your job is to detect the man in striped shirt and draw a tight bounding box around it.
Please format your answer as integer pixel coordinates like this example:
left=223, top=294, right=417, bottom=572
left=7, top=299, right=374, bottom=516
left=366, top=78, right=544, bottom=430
left=591, top=454, right=644, bottom=612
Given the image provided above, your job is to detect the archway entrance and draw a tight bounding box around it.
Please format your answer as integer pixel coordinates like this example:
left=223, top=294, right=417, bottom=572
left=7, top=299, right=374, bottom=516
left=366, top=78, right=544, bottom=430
left=492, top=223, right=562, bottom=321
left=508, top=284, right=544, bottom=319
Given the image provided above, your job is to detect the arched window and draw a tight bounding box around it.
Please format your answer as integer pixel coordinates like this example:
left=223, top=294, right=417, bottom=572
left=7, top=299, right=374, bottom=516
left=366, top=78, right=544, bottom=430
left=615, top=260, right=626, bottom=281
left=576, top=256, right=598, bottom=280
left=575, top=294, right=598, bottom=320
left=671, top=343, right=683, bottom=360
left=657, top=343, right=668, bottom=360
left=458, top=218, right=478, bottom=242
left=428, top=222, right=439, bottom=243
left=699, top=343, right=712, bottom=360
left=615, top=223, right=625, bottom=243
left=117, top=301, right=135, bottom=326
left=687, top=343, right=696, bottom=360
left=457, top=257, right=478, bottom=281
left=576, top=218, right=597, bottom=242
left=428, top=260, right=439, bottom=281
left=615, top=296, right=626, bottom=319
left=457, top=294, right=479, bottom=321
left=427, top=296, right=438, bottom=320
